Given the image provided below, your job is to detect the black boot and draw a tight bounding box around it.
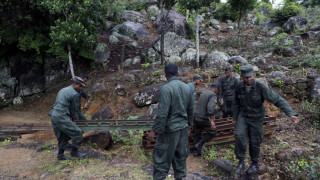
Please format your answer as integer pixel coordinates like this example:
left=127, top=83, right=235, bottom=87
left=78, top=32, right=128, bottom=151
left=194, top=139, right=204, bottom=152
left=246, top=162, right=259, bottom=174
left=193, top=147, right=201, bottom=157
left=71, top=147, right=87, bottom=158
left=234, top=160, right=245, bottom=174
left=57, top=148, right=71, bottom=160
left=66, top=142, right=73, bottom=149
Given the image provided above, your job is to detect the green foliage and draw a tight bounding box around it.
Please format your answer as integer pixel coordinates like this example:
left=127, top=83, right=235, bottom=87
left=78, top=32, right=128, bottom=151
left=288, top=45, right=320, bottom=69
left=178, top=0, right=211, bottom=11
left=300, top=7, right=320, bottom=29
left=40, top=0, right=106, bottom=61
left=270, top=33, right=293, bottom=50
left=127, top=115, right=139, bottom=120
left=302, top=99, right=320, bottom=127
left=286, top=156, right=320, bottom=179
left=0, top=0, right=52, bottom=59
left=41, top=141, right=55, bottom=150
left=202, top=145, right=218, bottom=162
left=152, top=70, right=162, bottom=76
left=301, top=0, right=320, bottom=7
left=213, top=2, right=234, bottom=21
left=18, top=30, right=48, bottom=56
left=229, top=0, right=257, bottom=32
left=0, top=137, right=11, bottom=147
left=141, top=63, right=150, bottom=70
left=271, top=1, right=303, bottom=22
left=259, top=1, right=273, bottom=10
left=1, top=0, right=110, bottom=65
left=111, top=130, right=150, bottom=163
left=272, top=77, right=285, bottom=88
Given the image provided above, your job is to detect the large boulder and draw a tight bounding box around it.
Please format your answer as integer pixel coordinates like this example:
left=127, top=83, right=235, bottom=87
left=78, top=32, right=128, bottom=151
left=133, top=83, right=164, bottom=107
left=262, top=21, right=280, bottom=36
left=44, top=57, right=68, bottom=90
left=92, top=107, right=114, bottom=120
left=18, top=62, right=45, bottom=96
left=284, top=16, right=308, bottom=34
left=307, top=31, right=320, bottom=39
left=153, top=32, right=194, bottom=58
left=0, top=66, right=17, bottom=107
left=147, top=5, right=160, bottom=18
left=228, top=56, right=248, bottom=64
left=120, top=10, right=145, bottom=23
left=94, top=43, right=110, bottom=66
left=181, top=48, right=197, bottom=65
left=83, top=131, right=112, bottom=150
left=266, top=71, right=286, bottom=80
left=310, top=77, right=320, bottom=100
left=310, top=25, right=320, bottom=31
left=112, top=21, right=150, bottom=41
left=154, top=10, right=188, bottom=37
left=202, top=51, right=230, bottom=70
left=287, top=35, right=303, bottom=47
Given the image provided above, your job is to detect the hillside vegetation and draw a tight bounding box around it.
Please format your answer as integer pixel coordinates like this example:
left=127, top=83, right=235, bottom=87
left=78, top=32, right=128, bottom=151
left=0, top=0, right=320, bottom=179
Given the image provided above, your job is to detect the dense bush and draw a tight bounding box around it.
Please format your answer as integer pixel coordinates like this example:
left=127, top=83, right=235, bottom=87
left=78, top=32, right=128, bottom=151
left=213, top=2, right=234, bottom=22
left=302, top=99, right=320, bottom=128
left=271, top=1, right=303, bottom=22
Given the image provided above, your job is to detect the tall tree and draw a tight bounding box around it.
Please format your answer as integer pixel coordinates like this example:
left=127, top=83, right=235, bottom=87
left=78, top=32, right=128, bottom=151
left=228, top=0, right=257, bottom=35
left=179, top=0, right=211, bottom=68
left=40, top=0, right=109, bottom=77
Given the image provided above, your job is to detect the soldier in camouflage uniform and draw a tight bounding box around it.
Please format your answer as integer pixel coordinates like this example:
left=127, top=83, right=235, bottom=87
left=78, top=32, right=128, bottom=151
left=233, top=64, right=299, bottom=174
left=69, top=73, right=90, bottom=121
left=187, top=74, right=203, bottom=105
left=193, top=82, right=219, bottom=157
left=49, top=77, right=87, bottom=160
left=150, top=64, right=193, bottom=180
left=219, top=67, right=238, bottom=118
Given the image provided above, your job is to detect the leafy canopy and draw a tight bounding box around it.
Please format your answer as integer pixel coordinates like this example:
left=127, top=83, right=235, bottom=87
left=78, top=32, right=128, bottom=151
left=228, top=0, right=257, bottom=19
left=40, top=0, right=110, bottom=61
left=178, top=0, right=211, bottom=11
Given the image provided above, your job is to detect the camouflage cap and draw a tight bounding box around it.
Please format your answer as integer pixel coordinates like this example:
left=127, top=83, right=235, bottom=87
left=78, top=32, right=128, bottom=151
left=240, top=64, right=254, bottom=77
left=72, top=76, right=86, bottom=87
left=194, top=74, right=203, bottom=82
left=210, top=81, right=219, bottom=89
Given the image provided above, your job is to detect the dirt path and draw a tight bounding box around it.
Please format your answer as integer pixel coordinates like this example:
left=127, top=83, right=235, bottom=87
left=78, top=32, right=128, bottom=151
left=0, top=110, right=50, bottom=124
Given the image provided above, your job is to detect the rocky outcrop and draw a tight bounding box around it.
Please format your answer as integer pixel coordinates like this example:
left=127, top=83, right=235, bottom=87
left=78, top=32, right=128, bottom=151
left=120, top=10, right=145, bottom=23
left=228, top=56, right=248, bottom=64
left=310, top=77, right=320, bottom=100
left=202, top=51, right=230, bottom=70
left=0, top=55, right=67, bottom=108
left=154, top=10, right=188, bottom=37
left=83, top=131, right=113, bottom=150
left=153, top=32, right=194, bottom=59
left=92, top=107, right=114, bottom=120
left=284, top=16, right=308, bottom=34
left=111, top=21, right=150, bottom=41
left=94, top=43, right=111, bottom=69
left=133, top=83, right=164, bottom=107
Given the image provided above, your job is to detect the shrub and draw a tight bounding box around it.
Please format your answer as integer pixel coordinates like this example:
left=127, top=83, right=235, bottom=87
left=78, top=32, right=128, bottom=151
left=302, top=99, right=320, bottom=127
left=213, top=3, right=234, bottom=22
left=270, top=32, right=293, bottom=50
left=271, top=2, right=303, bottom=22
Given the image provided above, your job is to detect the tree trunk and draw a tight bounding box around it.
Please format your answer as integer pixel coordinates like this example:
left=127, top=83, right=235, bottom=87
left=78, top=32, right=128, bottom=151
left=196, top=9, right=200, bottom=68
left=160, top=0, right=165, bottom=65
left=186, top=9, right=189, bottom=21
left=67, top=44, right=75, bottom=78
